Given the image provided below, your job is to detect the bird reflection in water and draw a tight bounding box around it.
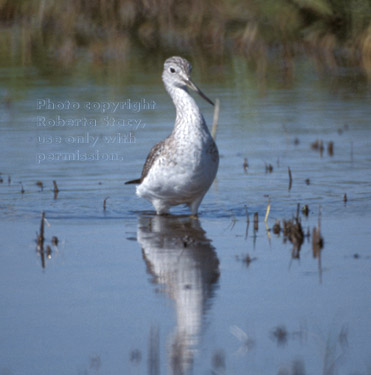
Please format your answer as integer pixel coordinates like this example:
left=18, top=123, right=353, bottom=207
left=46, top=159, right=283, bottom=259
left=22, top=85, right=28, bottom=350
left=137, top=214, right=220, bottom=375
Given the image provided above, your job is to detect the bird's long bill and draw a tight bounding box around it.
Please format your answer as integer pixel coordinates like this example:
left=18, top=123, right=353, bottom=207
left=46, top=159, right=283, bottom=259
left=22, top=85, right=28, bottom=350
left=186, top=79, right=214, bottom=106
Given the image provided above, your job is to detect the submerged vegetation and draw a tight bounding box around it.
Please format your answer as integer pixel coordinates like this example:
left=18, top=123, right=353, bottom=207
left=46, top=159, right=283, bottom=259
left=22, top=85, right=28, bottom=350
left=0, top=0, right=370, bottom=79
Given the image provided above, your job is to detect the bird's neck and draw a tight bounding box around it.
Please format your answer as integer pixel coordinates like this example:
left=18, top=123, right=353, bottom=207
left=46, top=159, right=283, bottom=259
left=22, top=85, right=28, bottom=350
left=167, top=85, right=204, bottom=132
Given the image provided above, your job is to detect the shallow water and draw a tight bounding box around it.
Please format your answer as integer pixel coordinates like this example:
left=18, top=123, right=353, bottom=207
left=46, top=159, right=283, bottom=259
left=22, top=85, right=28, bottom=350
left=1, top=56, right=371, bottom=374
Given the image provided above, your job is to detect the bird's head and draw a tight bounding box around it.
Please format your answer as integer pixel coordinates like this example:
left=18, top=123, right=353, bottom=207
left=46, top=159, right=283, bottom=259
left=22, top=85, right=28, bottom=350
left=162, top=56, right=214, bottom=106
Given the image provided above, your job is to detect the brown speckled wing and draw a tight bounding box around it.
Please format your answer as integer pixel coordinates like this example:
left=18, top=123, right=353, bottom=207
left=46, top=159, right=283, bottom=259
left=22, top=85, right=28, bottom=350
left=140, top=139, right=166, bottom=182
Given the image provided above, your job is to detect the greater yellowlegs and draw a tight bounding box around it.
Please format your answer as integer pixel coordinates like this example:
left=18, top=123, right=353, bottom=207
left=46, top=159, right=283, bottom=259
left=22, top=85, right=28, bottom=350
left=125, top=56, right=219, bottom=215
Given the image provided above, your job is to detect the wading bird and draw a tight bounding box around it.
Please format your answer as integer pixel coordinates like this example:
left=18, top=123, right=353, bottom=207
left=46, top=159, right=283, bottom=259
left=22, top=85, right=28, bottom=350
left=125, top=56, right=219, bottom=216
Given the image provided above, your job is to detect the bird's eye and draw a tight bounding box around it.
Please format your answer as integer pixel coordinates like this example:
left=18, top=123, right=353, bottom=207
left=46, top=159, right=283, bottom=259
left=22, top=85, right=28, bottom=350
left=169, top=67, right=176, bottom=73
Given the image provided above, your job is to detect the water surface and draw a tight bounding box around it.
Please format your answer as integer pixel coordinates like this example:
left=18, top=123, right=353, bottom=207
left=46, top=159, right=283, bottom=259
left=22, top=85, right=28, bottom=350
left=1, top=56, right=371, bottom=375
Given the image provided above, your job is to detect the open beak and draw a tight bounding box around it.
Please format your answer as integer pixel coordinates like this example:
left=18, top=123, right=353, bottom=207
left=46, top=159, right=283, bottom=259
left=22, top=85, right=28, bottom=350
left=185, top=78, right=214, bottom=106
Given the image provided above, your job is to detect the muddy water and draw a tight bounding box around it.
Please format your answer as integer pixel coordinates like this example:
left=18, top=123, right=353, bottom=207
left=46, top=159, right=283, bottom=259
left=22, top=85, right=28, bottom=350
left=0, top=57, right=371, bottom=374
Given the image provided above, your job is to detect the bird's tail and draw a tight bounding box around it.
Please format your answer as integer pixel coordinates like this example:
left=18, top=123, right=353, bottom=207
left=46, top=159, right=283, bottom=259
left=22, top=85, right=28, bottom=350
left=125, top=178, right=141, bottom=185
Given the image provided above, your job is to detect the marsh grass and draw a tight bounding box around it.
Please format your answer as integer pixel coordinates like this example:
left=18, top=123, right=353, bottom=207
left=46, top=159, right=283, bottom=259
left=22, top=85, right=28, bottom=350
left=0, top=0, right=370, bottom=79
